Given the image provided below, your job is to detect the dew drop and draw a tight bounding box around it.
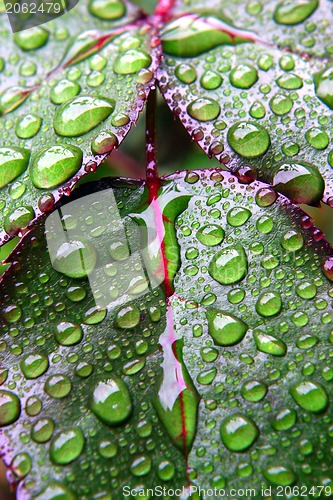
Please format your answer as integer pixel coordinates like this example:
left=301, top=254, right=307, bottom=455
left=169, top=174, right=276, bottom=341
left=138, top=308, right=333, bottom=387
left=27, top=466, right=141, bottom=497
left=50, top=427, right=85, bottom=464
left=276, top=73, right=303, bottom=90
left=130, top=455, right=152, bottom=476
left=25, top=396, right=42, bottom=417
left=115, top=305, right=140, bottom=329
left=229, top=64, right=258, bottom=89
left=227, top=207, right=251, bottom=227
left=50, top=79, right=81, bottom=105
left=241, top=380, right=267, bottom=402
left=35, top=482, right=76, bottom=500
left=91, top=377, right=132, bottom=426
left=4, top=206, right=34, bottom=235
left=206, top=310, right=248, bottom=346
left=196, top=224, right=224, bottom=246
left=31, top=418, right=55, bottom=443
left=272, top=161, right=324, bottom=205
left=313, top=65, right=333, bottom=110
left=290, top=380, right=328, bottom=412
left=20, top=353, right=49, bottom=379
left=14, top=27, right=49, bottom=50
left=220, top=413, right=259, bottom=451
left=157, top=460, right=175, bottom=481
left=200, top=70, right=223, bottom=90
left=88, top=0, right=126, bottom=19
left=272, top=408, right=297, bottom=430
left=114, top=49, right=151, bottom=74
left=274, top=0, right=318, bottom=25
left=281, top=230, right=303, bottom=251
left=306, top=127, right=329, bottom=150
left=0, top=390, right=21, bottom=426
left=175, top=63, right=197, bottom=84
left=264, top=466, right=296, bottom=486
left=322, top=257, right=333, bottom=282
left=0, top=86, right=30, bottom=115
left=253, top=330, right=286, bottom=356
left=255, top=292, right=282, bottom=317
left=44, top=375, right=72, bottom=398
left=255, top=187, right=277, bottom=207
left=269, top=94, right=293, bottom=115
left=55, top=322, right=83, bottom=346
left=187, top=98, right=220, bottom=121
left=15, top=114, right=42, bottom=139
left=227, top=121, right=270, bottom=158
left=30, top=145, right=83, bottom=189
left=91, top=131, right=118, bottom=154
left=209, top=244, right=248, bottom=285
left=52, top=239, right=97, bottom=279
left=0, top=147, right=30, bottom=189
left=54, top=96, right=114, bottom=137
left=11, top=453, right=31, bottom=479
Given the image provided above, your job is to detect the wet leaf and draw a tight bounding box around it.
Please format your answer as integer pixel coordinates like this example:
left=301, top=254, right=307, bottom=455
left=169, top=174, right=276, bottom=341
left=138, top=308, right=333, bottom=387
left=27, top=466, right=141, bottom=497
left=1, top=170, right=333, bottom=497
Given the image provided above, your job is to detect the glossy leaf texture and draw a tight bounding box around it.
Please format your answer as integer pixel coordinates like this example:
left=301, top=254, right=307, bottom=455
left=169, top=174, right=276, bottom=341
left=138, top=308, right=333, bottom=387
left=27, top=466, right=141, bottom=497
left=158, top=0, right=333, bottom=206
left=1, top=170, right=333, bottom=498
left=0, top=0, right=158, bottom=243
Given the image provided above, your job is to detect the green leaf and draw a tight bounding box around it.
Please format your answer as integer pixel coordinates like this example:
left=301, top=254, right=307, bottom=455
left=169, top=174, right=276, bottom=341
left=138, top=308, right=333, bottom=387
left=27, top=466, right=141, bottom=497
left=158, top=1, right=333, bottom=205
left=1, top=170, right=333, bottom=497
left=0, top=0, right=157, bottom=242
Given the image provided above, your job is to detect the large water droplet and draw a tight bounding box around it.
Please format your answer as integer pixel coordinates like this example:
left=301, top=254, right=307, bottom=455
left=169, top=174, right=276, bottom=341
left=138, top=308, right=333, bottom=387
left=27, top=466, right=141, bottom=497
left=50, top=427, right=85, bottom=464
left=274, top=0, right=318, bottom=25
left=113, top=49, right=151, bottom=74
left=269, top=94, right=293, bottom=115
left=264, top=466, right=296, bottom=486
left=91, top=377, right=132, bottom=426
left=314, top=65, right=333, bottom=110
left=272, top=161, right=325, bottom=205
left=187, top=98, right=220, bottom=121
left=209, top=244, right=248, bottom=285
left=272, top=408, right=297, bottom=430
left=44, top=375, right=72, bottom=398
left=91, top=131, right=118, bottom=154
left=115, top=305, right=140, bottom=329
left=256, top=291, right=282, bottom=317
left=55, top=322, right=83, bottom=346
left=0, top=390, right=21, bottom=426
left=4, top=206, right=35, bottom=235
left=31, top=418, right=55, bottom=443
left=227, top=121, right=270, bottom=158
left=0, top=147, right=30, bottom=189
left=220, top=413, right=259, bottom=451
left=229, top=64, right=258, bottom=89
left=290, top=380, right=328, bottom=412
left=206, top=310, right=248, bottom=346
left=14, top=27, right=49, bottom=50
left=196, top=224, right=224, bottom=246
left=54, top=96, right=114, bottom=137
left=161, top=15, right=256, bottom=57
left=20, top=353, right=49, bottom=379
left=88, top=0, right=126, bottom=19
left=50, top=79, right=81, bottom=105
left=276, top=73, right=303, bottom=90
left=30, top=145, right=82, bottom=189
left=15, top=114, right=42, bottom=138
left=241, top=380, right=267, bottom=402
left=227, top=207, right=251, bottom=227
left=52, top=240, right=97, bottom=279
left=253, top=330, right=286, bottom=356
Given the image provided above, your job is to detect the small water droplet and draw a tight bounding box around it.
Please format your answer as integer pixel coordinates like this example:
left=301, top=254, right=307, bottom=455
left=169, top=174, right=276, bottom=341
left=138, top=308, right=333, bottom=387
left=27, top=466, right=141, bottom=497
left=91, top=377, right=132, bottom=426
left=276, top=73, right=303, bottom=90
left=35, top=482, right=76, bottom=500
left=50, top=427, right=85, bottom=464
left=322, top=257, right=333, bottom=282
left=290, top=380, right=328, bottom=412
left=306, top=127, right=329, bottom=150
left=256, top=187, right=277, bottom=207
left=230, top=64, right=258, bottom=89
left=220, top=413, right=259, bottom=451
left=130, top=455, right=152, bottom=476
left=206, top=310, right=248, bottom=346
left=272, top=408, right=296, bottom=430
left=88, top=0, right=126, bottom=19
left=11, top=453, right=31, bottom=479
left=187, top=98, right=220, bottom=121
left=228, top=121, right=270, bottom=158
left=157, top=460, right=175, bottom=481
left=115, top=305, right=140, bottom=329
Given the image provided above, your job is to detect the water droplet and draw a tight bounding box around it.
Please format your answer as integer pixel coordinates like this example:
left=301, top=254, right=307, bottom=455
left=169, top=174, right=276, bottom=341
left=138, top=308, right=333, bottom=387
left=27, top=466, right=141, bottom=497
left=200, top=70, right=223, bottom=90
left=255, top=187, right=277, bottom=207
left=220, top=413, right=259, bottom=451
left=187, top=98, right=220, bottom=121
left=25, top=396, right=42, bottom=416
left=274, top=0, right=318, bottom=25
left=20, top=353, right=49, bottom=379
left=264, top=466, right=296, bottom=486
left=115, top=305, right=140, bottom=329
left=0, top=390, right=20, bottom=426
left=114, top=49, right=151, bottom=74
left=130, top=455, right=152, bottom=476
left=88, top=0, right=126, bottom=19
left=35, top=482, right=76, bottom=500
left=276, top=73, right=303, bottom=90
left=253, top=330, right=286, bottom=356
left=227, top=207, right=251, bottom=227
left=2, top=305, right=22, bottom=323
left=206, top=310, right=248, bottom=346
left=314, top=65, right=333, bottom=110
left=54, top=96, right=114, bottom=137
left=0, top=86, right=31, bottom=115
left=14, top=27, right=49, bottom=50
left=256, top=215, right=274, bottom=233
left=196, top=224, right=224, bottom=246
left=0, top=147, right=30, bottom=189
left=11, top=453, right=31, bottom=479
left=227, top=121, right=270, bottom=158
left=15, top=114, right=42, bottom=138
left=30, top=145, right=82, bottom=188
left=209, top=244, right=248, bottom=285
left=281, top=230, right=303, bottom=251
left=75, top=361, right=93, bottom=378
left=290, top=380, right=328, bottom=412
left=272, top=161, right=325, bottom=205
left=161, top=15, right=256, bottom=57
left=44, top=375, right=72, bottom=398
left=66, top=286, right=87, bottom=302
left=50, top=79, right=81, bottom=105
left=91, top=377, right=132, bottom=426
left=99, top=440, right=117, bottom=458
left=50, top=427, right=85, bottom=464
left=241, top=380, right=267, bottom=402
left=306, top=127, right=329, bottom=150
left=157, top=460, right=175, bottom=481
left=249, top=100, right=265, bottom=119
left=108, top=240, right=130, bottom=260
left=4, top=206, right=34, bottom=235
left=175, top=63, right=197, bottom=84
left=31, top=418, right=55, bottom=443
left=52, top=240, right=97, bottom=279
left=91, top=131, right=118, bottom=154
left=55, top=322, right=83, bottom=346
left=197, top=367, right=217, bottom=385
left=269, top=94, right=293, bottom=115
left=229, top=64, right=258, bottom=89
left=279, top=54, right=295, bottom=71
left=83, top=306, right=107, bottom=324
left=272, top=408, right=296, bottom=430
left=256, top=292, right=282, bottom=317
left=322, top=257, right=333, bottom=282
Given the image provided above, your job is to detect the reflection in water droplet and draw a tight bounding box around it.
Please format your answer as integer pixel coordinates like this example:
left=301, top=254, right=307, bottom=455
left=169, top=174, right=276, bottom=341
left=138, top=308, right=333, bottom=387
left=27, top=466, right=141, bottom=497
left=130, top=455, right=152, bottom=477
left=91, top=378, right=132, bottom=426
left=91, top=131, right=118, bottom=154
left=196, top=224, right=224, bottom=246
left=209, top=244, right=248, bottom=285
left=306, top=127, right=329, bottom=150
left=115, top=305, right=140, bottom=328
left=272, top=161, right=324, bottom=205
left=206, top=310, right=248, bottom=346
left=290, top=380, right=328, bottom=412
left=220, top=413, right=259, bottom=451
left=30, top=145, right=83, bottom=189
left=20, top=353, right=49, bottom=379
left=55, top=322, right=83, bottom=346
left=281, top=230, right=303, bottom=251
left=50, top=427, right=85, bottom=464
left=228, top=121, right=270, bottom=158
left=229, top=64, right=258, bottom=89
